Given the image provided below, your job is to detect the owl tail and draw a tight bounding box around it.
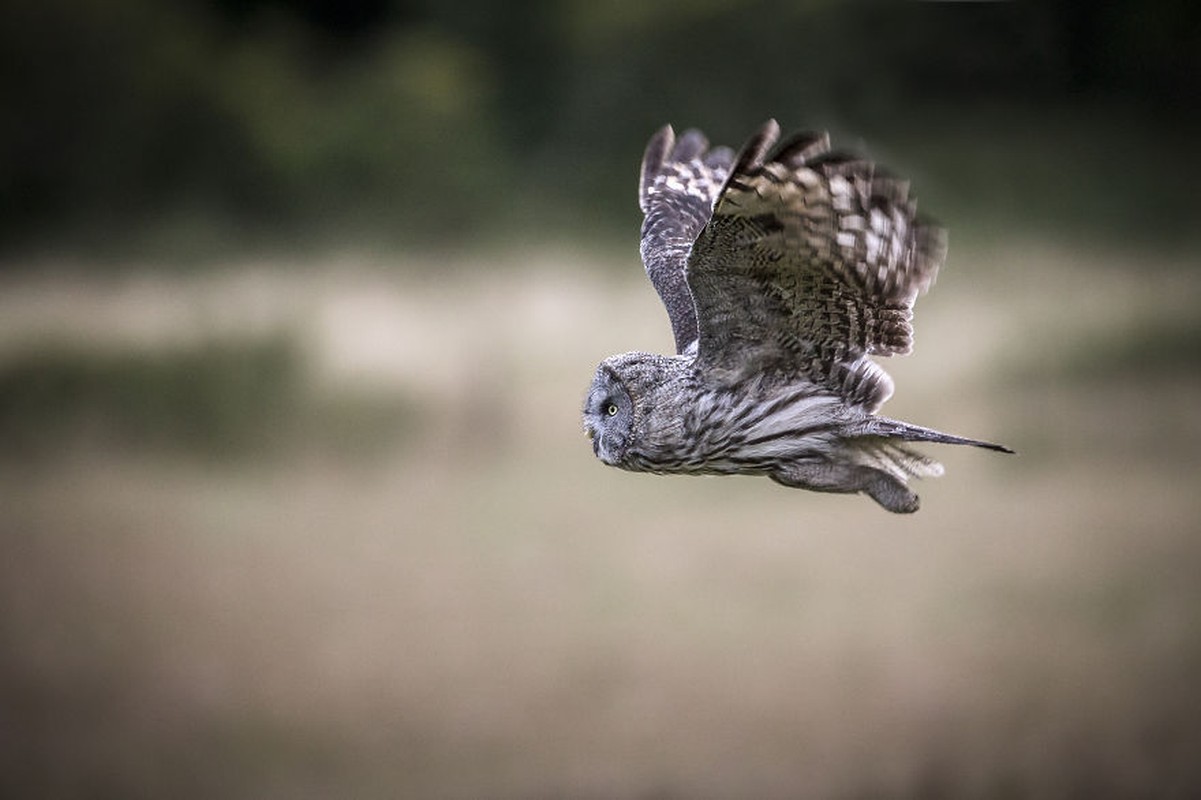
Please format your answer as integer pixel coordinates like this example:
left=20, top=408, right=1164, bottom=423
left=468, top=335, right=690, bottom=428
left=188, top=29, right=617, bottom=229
left=867, top=417, right=1014, bottom=454
left=841, top=422, right=1010, bottom=513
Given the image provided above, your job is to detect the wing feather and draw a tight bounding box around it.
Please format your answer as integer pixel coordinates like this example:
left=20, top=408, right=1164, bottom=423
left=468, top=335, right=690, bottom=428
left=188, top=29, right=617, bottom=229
left=685, top=120, right=946, bottom=411
left=638, top=126, right=733, bottom=354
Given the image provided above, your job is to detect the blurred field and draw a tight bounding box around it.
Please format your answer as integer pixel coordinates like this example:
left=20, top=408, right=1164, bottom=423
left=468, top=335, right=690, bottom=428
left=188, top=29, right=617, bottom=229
left=2, top=242, right=1200, bottom=798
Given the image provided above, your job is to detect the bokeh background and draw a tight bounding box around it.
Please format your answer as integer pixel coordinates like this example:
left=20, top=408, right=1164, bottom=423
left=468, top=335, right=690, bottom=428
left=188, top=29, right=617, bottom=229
left=3, top=1, right=1200, bottom=797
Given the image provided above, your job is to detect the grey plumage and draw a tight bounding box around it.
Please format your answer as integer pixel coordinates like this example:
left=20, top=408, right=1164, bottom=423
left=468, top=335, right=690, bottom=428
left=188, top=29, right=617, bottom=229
left=638, top=129, right=734, bottom=352
left=583, top=120, right=1011, bottom=513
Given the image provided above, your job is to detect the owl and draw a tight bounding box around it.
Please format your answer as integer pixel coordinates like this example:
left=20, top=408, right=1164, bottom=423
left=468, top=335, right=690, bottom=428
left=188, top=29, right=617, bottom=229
left=583, top=120, right=1011, bottom=513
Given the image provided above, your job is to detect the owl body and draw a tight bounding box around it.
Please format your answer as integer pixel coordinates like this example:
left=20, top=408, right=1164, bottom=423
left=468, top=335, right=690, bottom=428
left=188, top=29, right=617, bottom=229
left=583, top=121, right=1010, bottom=513
left=585, top=349, right=940, bottom=512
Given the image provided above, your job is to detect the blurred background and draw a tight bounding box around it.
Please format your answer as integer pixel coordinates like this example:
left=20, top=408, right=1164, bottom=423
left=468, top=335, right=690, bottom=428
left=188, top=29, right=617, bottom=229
left=2, top=0, right=1200, bottom=797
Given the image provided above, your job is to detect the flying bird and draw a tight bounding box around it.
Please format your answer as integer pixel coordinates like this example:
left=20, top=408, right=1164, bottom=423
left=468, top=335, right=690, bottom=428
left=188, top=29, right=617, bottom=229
left=582, top=120, right=1011, bottom=513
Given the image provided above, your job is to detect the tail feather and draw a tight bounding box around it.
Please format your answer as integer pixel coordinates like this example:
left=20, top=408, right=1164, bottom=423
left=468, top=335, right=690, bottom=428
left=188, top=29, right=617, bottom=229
left=830, top=418, right=1011, bottom=513
left=866, top=417, right=1014, bottom=454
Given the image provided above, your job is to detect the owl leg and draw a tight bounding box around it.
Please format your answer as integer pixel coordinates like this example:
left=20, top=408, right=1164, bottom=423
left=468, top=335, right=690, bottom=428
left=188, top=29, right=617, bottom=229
left=770, top=459, right=919, bottom=514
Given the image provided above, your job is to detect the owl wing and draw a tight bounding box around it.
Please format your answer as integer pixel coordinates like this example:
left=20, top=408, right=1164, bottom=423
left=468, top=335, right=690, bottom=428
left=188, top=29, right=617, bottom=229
left=685, top=120, right=946, bottom=412
left=638, top=125, right=734, bottom=354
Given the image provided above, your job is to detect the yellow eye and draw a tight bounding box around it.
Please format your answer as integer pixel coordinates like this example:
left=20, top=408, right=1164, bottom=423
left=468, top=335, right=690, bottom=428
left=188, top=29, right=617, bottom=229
left=606, top=403, right=619, bottom=417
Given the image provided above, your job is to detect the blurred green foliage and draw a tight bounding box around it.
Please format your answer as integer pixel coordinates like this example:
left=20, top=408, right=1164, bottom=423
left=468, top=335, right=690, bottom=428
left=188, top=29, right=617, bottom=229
left=2, top=0, right=1198, bottom=259
left=0, top=338, right=298, bottom=455
left=0, top=336, right=417, bottom=458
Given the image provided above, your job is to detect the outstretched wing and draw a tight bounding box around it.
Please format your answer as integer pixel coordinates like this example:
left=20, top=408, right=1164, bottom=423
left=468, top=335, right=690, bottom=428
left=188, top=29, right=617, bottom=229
left=686, top=120, right=946, bottom=412
left=639, top=126, right=734, bottom=354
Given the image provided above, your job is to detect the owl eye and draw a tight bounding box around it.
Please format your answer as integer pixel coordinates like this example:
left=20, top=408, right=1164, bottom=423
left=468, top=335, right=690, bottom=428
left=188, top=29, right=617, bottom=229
left=606, top=403, right=619, bottom=417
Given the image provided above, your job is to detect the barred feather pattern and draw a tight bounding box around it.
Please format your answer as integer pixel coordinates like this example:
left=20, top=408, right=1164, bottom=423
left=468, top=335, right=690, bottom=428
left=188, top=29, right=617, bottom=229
left=625, top=378, right=845, bottom=475
left=639, top=127, right=734, bottom=353
left=685, top=120, right=946, bottom=412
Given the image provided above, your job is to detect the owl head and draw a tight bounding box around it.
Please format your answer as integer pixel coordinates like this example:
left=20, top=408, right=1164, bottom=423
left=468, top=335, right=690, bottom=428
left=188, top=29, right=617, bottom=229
left=583, top=351, right=688, bottom=467
left=583, top=363, right=635, bottom=465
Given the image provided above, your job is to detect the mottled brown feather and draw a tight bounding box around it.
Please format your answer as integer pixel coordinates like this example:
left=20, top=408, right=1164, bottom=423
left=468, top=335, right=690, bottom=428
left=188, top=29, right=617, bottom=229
left=682, top=121, right=946, bottom=410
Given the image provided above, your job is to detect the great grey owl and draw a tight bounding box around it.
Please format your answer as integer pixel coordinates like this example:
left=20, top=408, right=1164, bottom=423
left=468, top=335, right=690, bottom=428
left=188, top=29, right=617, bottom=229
left=582, top=120, right=1011, bottom=513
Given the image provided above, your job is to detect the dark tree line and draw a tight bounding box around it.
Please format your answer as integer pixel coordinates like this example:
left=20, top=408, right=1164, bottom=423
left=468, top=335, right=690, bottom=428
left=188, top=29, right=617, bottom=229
left=2, top=0, right=1197, bottom=258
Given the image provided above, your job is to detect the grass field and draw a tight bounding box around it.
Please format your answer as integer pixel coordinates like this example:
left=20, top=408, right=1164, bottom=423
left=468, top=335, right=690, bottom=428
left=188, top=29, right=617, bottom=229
left=2, top=241, right=1199, bottom=798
